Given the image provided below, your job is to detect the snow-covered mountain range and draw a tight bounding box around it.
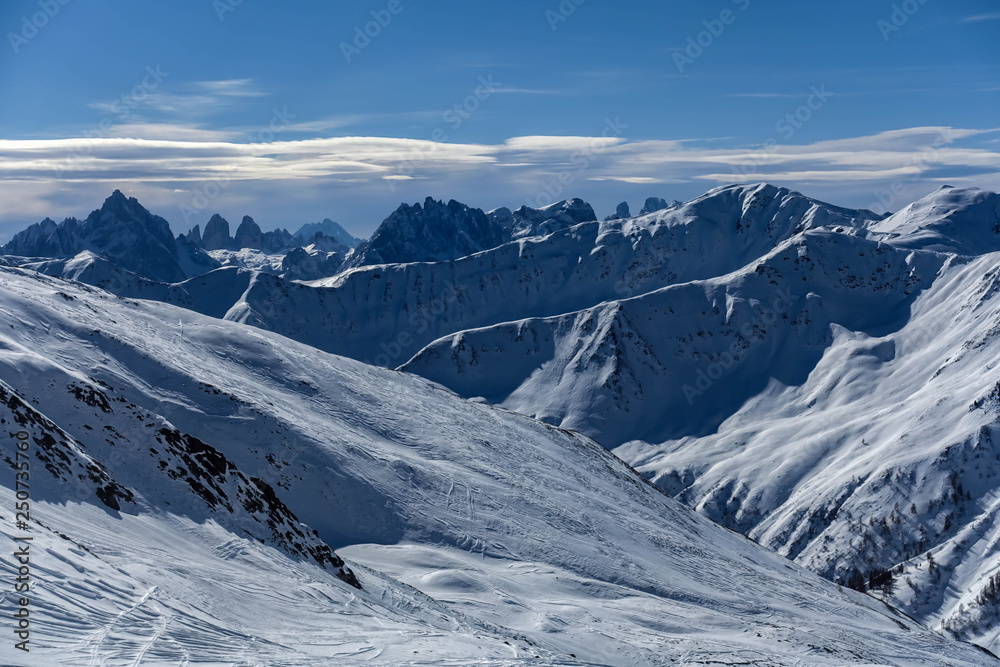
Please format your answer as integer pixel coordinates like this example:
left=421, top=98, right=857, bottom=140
left=5, top=182, right=1000, bottom=662
left=0, top=262, right=994, bottom=665
left=399, top=184, right=1000, bottom=647
left=2, top=191, right=212, bottom=283
left=293, top=218, right=364, bottom=249
left=1, top=192, right=362, bottom=284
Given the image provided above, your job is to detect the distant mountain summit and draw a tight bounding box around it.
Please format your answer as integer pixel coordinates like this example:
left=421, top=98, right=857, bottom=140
left=195, top=213, right=295, bottom=254
left=202, top=214, right=232, bottom=251
left=80, top=190, right=186, bottom=282
left=293, top=219, right=362, bottom=248
left=2, top=216, right=82, bottom=257
left=345, top=196, right=599, bottom=269
left=345, top=197, right=509, bottom=268
left=234, top=216, right=263, bottom=250
left=639, top=196, right=680, bottom=215
left=3, top=192, right=607, bottom=283
left=2, top=190, right=214, bottom=283
left=605, top=201, right=632, bottom=221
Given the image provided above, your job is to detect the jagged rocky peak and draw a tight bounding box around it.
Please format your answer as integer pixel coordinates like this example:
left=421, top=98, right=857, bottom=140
left=37, top=217, right=58, bottom=235
left=234, top=216, right=263, bottom=250
left=79, top=190, right=187, bottom=283
left=487, top=207, right=514, bottom=235
left=181, top=224, right=203, bottom=248
left=203, top=214, right=232, bottom=251
left=345, top=196, right=508, bottom=268
left=1, top=216, right=82, bottom=258
left=2, top=191, right=219, bottom=283
left=261, top=227, right=294, bottom=254
left=200, top=214, right=290, bottom=253
left=639, top=196, right=681, bottom=216
left=511, top=198, right=597, bottom=240
left=85, top=190, right=173, bottom=245
left=605, top=201, right=631, bottom=221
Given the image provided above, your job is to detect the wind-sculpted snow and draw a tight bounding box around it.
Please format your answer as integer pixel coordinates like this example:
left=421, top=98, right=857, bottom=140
left=0, top=265, right=992, bottom=664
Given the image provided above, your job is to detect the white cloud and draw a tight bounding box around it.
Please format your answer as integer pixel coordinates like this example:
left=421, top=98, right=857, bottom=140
left=961, top=12, right=1000, bottom=22
left=87, top=78, right=269, bottom=120
left=106, top=123, right=241, bottom=142
left=695, top=168, right=926, bottom=182
left=503, top=136, right=626, bottom=151
left=1, top=127, right=996, bottom=186
left=591, top=176, right=667, bottom=184
left=0, top=126, right=997, bottom=235
left=193, top=79, right=268, bottom=97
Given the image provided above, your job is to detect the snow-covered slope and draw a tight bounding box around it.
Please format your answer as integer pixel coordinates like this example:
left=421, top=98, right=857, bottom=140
left=278, top=246, right=345, bottom=282
left=207, top=241, right=350, bottom=281
left=510, top=198, right=597, bottom=240
left=0, top=265, right=991, bottom=665
left=870, top=185, right=1000, bottom=254
left=208, top=184, right=879, bottom=365
left=401, top=226, right=938, bottom=444
left=613, top=246, right=1000, bottom=648
left=400, top=184, right=1000, bottom=649
left=208, top=247, right=288, bottom=273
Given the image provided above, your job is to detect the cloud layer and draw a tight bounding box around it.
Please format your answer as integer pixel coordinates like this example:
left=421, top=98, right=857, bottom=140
left=1, top=125, right=997, bottom=238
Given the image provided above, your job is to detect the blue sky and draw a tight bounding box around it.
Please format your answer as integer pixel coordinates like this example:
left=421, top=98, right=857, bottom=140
left=0, top=0, right=997, bottom=238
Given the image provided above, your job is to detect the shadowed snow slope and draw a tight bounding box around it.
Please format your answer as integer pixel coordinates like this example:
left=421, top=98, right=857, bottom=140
left=0, top=265, right=993, bottom=665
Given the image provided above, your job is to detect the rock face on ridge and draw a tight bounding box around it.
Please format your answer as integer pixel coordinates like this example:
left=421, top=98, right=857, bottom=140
left=3, top=190, right=196, bottom=283
left=235, top=216, right=264, bottom=250
left=203, top=214, right=233, bottom=251
left=345, top=197, right=510, bottom=268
